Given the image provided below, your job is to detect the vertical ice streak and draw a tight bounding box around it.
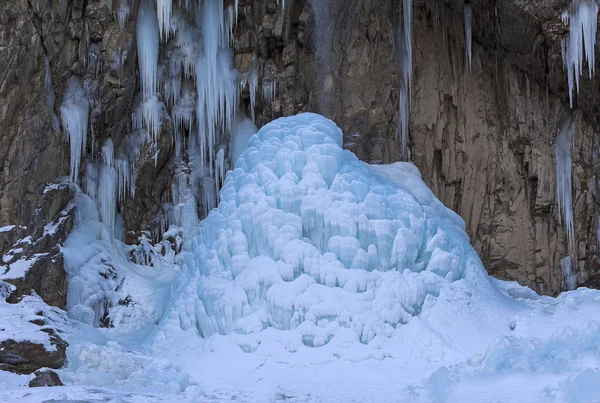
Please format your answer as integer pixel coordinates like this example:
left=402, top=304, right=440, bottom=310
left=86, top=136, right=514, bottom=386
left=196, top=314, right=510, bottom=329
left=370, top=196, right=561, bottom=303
left=561, top=1, right=599, bottom=107
left=137, top=0, right=160, bottom=100
left=464, top=3, right=472, bottom=71
left=60, top=77, right=90, bottom=183
left=561, top=256, right=577, bottom=291
left=99, top=164, right=117, bottom=232
left=396, top=0, right=413, bottom=160
left=554, top=118, right=575, bottom=252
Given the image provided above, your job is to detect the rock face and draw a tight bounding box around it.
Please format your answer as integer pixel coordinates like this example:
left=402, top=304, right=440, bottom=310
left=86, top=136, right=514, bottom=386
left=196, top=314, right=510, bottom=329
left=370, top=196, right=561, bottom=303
left=0, top=0, right=599, bottom=297
left=28, top=369, right=64, bottom=387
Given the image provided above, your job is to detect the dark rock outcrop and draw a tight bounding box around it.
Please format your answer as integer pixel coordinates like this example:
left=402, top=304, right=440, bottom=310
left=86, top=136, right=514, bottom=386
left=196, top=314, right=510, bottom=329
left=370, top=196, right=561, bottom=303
left=28, top=369, right=64, bottom=387
left=0, top=333, right=68, bottom=375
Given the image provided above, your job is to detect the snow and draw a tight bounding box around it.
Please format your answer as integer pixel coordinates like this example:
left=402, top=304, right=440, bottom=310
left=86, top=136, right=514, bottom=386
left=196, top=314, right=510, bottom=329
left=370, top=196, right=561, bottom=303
left=0, top=225, right=15, bottom=233
left=0, top=257, right=36, bottom=280
left=554, top=117, right=575, bottom=252
left=5, top=115, right=600, bottom=401
left=0, top=295, right=63, bottom=349
left=60, top=77, right=89, bottom=183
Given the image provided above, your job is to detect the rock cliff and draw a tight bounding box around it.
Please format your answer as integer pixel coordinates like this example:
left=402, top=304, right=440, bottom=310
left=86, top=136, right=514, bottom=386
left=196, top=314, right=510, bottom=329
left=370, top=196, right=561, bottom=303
left=0, top=0, right=599, bottom=297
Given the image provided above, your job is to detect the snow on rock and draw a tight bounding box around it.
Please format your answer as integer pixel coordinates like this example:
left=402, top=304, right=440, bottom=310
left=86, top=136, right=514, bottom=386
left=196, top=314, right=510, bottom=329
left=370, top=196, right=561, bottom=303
left=160, top=113, right=492, bottom=346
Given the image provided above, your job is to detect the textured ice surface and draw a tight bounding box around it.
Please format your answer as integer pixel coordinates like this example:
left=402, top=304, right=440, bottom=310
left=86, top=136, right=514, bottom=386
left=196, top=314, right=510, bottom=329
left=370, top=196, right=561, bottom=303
left=161, top=113, right=489, bottom=345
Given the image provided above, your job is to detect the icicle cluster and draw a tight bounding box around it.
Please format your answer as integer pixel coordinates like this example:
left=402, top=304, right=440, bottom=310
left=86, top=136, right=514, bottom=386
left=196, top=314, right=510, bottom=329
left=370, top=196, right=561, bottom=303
left=554, top=118, right=575, bottom=251
left=396, top=0, right=413, bottom=160
left=128, top=0, right=246, bottom=237
left=60, top=78, right=90, bottom=183
left=561, top=0, right=599, bottom=107
left=83, top=136, right=139, bottom=235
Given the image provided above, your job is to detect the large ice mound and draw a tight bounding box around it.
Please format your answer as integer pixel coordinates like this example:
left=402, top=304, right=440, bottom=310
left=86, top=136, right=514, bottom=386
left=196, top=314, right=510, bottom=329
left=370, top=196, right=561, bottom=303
left=164, top=113, right=490, bottom=344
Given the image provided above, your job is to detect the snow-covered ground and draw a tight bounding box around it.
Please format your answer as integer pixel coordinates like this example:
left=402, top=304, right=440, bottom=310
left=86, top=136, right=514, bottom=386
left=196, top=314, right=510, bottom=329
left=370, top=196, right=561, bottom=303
left=2, top=114, right=600, bottom=403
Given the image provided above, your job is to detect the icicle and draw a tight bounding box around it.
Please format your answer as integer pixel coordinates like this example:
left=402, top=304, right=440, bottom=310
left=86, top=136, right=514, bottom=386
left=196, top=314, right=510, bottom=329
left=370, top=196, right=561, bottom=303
left=116, top=158, right=136, bottom=203
left=561, top=256, right=577, bottom=291
left=102, top=138, right=114, bottom=167
left=262, top=79, right=277, bottom=105
left=136, top=96, right=164, bottom=149
left=561, top=1, right=599, bottom=107
left=60, top=77, right=89, bottom=183
left=464, top=3, right=473, bottom=71
left=554, top=118, right=575, bottom=251
left=137, top=0, right=160, bottom=100
left=114, top=4, right=130, bottom=31
left=157, top=0, right=172, bottom=41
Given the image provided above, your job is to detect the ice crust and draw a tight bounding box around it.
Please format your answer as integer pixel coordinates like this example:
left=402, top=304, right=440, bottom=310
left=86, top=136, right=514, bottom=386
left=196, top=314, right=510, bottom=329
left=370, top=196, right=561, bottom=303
left=163, top=113, right=485, bottom=344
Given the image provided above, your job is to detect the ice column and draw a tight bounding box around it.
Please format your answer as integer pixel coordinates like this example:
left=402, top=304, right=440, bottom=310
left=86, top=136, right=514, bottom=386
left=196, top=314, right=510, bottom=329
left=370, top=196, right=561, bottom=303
left=60, top=77, right=90, bottom=183
left=554, top=118, right=575, bottom=251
